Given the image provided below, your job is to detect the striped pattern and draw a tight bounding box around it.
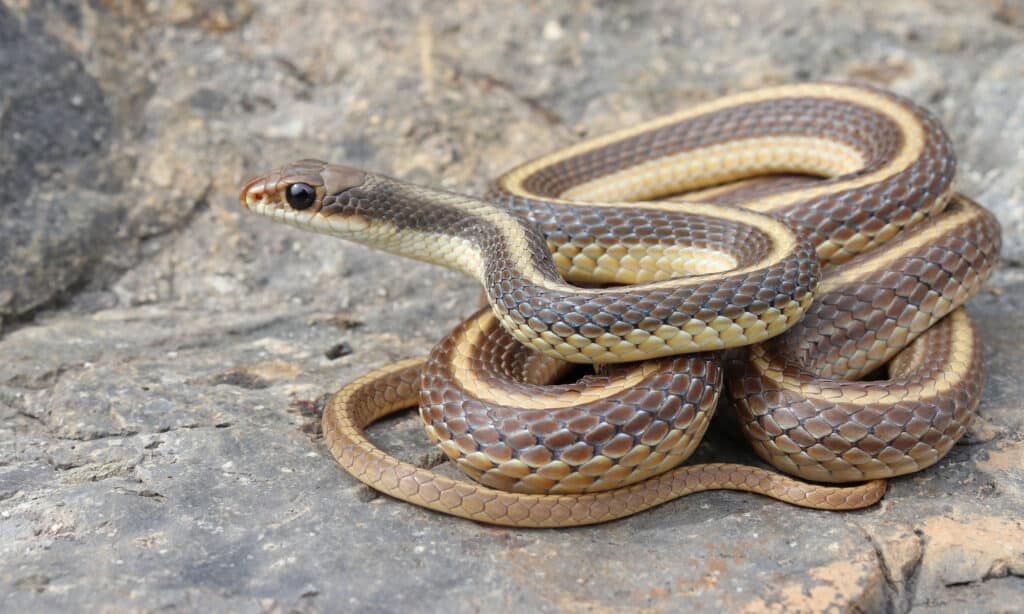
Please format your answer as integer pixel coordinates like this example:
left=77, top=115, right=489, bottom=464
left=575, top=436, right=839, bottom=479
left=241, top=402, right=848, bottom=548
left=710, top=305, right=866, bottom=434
left=237, top=83, right=1000, bottom=524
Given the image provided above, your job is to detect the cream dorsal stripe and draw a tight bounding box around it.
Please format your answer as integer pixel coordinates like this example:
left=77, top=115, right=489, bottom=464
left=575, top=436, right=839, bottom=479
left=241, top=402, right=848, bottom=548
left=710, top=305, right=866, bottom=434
left=490, top=82, right=955, bottom=264
left=439, top=309, right=667, bottom=410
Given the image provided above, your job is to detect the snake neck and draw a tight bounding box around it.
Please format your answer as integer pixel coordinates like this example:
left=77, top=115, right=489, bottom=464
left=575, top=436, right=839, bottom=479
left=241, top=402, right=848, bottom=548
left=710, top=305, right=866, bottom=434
left=313, top=173, right=563, bottom=285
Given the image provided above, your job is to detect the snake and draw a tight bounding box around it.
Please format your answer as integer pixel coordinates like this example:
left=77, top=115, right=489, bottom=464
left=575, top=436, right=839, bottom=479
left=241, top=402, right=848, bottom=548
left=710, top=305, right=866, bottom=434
left=239, top=83, right=1001, bottom=527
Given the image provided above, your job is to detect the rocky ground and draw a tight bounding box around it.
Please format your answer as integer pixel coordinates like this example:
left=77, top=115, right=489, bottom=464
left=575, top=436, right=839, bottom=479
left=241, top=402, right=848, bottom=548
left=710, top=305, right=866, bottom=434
left=2, top=1, right=1023, bottom=611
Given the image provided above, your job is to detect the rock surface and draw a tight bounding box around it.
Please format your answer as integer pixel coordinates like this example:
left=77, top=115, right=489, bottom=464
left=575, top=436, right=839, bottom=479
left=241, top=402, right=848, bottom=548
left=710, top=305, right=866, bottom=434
left=2, top=1, right=1022, bottom=611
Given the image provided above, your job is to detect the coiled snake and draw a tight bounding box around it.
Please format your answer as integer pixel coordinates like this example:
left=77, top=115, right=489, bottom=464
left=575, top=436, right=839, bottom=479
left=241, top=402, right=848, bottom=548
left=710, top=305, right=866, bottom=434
left=240, top=83, right=1000, bottom=527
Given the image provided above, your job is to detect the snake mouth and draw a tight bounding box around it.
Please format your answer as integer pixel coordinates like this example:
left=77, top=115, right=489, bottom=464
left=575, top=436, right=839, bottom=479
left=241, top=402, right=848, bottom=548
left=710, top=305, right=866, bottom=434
left=240, top=175, right=273, bottom=210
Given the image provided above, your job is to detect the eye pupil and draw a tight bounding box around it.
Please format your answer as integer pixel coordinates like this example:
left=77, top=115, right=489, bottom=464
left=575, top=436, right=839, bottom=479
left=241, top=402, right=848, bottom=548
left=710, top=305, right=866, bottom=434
left=286, top=183, right=316, bottom=210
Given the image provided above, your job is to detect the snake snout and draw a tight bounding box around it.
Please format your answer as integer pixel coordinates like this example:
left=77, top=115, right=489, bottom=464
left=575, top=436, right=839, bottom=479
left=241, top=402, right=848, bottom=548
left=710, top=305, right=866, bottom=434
left=240, top=175, right=273, bottom=210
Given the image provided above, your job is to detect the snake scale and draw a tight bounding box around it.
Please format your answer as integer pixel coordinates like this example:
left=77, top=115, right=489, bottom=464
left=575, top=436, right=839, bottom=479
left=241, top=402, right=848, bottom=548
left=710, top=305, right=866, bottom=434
left=240, top=83, right=1001, bottom=527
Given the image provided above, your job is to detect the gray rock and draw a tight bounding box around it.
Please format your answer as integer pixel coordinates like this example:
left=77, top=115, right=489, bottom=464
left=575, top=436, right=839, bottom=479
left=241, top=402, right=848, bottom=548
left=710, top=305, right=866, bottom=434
left=1, top=1, right=1022, bottom=611
left=0, top=6, right=119, bottom=326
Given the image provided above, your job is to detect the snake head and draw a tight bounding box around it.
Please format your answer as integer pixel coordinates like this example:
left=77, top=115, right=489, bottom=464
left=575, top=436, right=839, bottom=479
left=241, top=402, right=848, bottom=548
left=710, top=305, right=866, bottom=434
left=240, top=159, right=369, bottom=231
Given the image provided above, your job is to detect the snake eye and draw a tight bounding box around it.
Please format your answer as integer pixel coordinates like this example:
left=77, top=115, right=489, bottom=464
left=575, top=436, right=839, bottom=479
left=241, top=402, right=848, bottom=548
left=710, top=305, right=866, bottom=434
left=285, top=182, right=316, bottom=210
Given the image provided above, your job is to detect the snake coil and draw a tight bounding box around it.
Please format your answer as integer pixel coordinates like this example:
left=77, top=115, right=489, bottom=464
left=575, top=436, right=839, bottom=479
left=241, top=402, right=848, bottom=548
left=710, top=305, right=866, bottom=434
left=240, top=83, right=1000, bottom=527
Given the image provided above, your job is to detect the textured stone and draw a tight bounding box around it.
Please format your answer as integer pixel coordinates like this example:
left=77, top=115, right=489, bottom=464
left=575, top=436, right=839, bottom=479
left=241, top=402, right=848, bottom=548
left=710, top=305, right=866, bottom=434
left=1, top=1, right=1023, bottom=611
left=0, top=5, right=118, bottom=326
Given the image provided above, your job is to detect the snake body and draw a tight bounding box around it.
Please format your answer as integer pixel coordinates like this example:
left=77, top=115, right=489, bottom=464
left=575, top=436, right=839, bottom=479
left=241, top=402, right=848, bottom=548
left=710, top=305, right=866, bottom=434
left=240, top=83, right=1001, bottom=526
left=414, top=196, right=997, bottom=499
left=730, top=196, right=1000, bottom=481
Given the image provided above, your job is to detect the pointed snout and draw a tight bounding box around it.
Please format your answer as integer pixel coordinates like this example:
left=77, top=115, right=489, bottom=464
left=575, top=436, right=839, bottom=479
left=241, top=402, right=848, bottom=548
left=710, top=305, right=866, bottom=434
left=239, top=175, right=268, bottom=210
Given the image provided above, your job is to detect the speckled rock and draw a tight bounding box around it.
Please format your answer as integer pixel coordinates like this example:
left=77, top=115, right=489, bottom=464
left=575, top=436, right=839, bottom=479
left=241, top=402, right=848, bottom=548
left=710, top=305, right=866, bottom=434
left=1, top=1, right=1022, bottom=611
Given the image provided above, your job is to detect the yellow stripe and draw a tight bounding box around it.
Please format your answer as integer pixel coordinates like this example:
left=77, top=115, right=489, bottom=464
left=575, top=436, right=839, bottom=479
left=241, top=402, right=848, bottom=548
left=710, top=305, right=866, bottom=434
left=499, top=84, right=923, bottom=215
left=449, top=311, right=657, bottom=408
left=484, top=198, right=802, bottom=296
left=259, top=201, right=491, bottom=280
left=561, top=136, right=865, bottom=202
left=750, top=309, right=974, bottom=404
